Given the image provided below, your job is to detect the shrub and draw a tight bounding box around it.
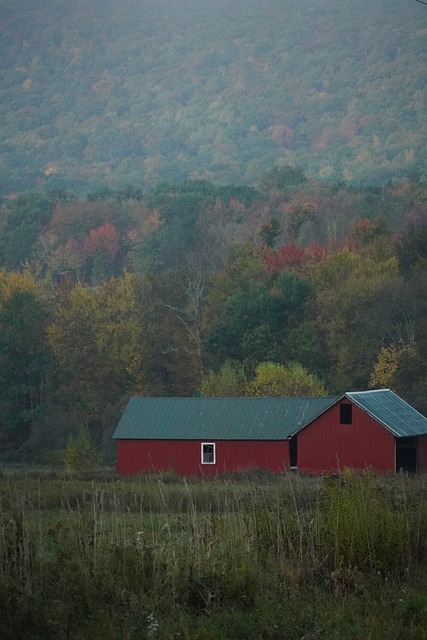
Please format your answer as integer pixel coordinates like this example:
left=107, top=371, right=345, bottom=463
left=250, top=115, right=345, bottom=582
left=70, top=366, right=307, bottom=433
left=63, top=427, right=101, bottom=472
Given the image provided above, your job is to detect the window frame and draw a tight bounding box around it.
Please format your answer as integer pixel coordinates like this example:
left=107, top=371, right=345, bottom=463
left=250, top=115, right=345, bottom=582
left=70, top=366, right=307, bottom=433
left=201, top=442, right=216, bottom=465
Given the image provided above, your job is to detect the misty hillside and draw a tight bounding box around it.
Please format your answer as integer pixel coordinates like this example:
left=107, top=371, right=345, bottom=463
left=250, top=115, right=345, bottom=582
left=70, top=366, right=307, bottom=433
left=0, top=0, right=426, bottom=195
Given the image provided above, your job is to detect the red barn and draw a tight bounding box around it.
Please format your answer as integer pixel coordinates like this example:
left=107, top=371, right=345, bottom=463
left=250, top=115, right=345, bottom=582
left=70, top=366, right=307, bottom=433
left=113, top=390, right=427, bottom=475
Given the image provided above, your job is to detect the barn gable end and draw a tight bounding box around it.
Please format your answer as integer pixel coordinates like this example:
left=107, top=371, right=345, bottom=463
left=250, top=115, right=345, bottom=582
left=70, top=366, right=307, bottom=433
left=296, top=390, right=427, bottom=474
left=297, top=398, right=396, bottom=474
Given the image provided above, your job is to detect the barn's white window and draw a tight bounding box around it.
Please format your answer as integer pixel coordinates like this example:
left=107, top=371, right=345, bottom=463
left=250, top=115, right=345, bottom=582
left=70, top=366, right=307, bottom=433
left=201, top=442, right=216, bottom=464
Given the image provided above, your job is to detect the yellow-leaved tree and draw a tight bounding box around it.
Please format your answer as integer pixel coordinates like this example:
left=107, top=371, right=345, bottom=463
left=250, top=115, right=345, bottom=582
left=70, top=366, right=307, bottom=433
left=369, top=344, right=426, bottom=413
left=307, top=247, right=406, bottom=392
left=200, top=362, right=248, bottom=397
left=247, top=361, right=326, bottom=397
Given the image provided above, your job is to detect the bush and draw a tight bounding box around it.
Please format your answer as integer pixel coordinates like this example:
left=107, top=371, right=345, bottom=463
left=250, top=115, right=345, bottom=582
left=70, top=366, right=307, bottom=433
left=63, top=427, right=101, bottom=472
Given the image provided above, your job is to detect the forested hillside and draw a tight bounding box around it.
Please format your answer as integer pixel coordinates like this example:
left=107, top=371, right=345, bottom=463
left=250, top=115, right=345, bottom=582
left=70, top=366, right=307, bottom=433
left=0, top=173, right=426, bottom=463
left=0, top=0, right=426, bottom=464
left=0, top=0, right=426, bottom=195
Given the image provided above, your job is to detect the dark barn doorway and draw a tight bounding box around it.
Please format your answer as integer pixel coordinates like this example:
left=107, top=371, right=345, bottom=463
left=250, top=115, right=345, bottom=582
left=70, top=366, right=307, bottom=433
left=289, top=436, right=298, bottom=469
left=396, top=437, right=418, bottom=472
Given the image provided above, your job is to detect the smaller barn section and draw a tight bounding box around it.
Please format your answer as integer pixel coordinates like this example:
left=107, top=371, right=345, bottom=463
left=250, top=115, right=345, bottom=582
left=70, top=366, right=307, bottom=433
left=296, top=390, right=427, bottom=474
left=112, top=396, right=337, bottom=475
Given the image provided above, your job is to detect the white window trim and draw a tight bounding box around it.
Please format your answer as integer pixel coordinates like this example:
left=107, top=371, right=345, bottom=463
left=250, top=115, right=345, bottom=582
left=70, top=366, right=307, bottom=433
left=201, top=442, right=216, bottom=465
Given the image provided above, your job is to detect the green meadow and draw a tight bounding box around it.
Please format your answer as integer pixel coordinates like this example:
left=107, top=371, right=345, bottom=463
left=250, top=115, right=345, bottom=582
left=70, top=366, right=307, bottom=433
left=1, top=470, right=426, bottom=639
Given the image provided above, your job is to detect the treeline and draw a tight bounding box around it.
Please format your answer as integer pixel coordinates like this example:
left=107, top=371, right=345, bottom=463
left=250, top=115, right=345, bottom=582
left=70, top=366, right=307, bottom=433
left=0, top=169, right=426, bottom=463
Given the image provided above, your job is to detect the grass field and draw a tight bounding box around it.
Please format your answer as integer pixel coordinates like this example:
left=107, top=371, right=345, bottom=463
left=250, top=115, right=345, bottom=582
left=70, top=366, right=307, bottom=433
left=0, top=469, right=426, bottom=639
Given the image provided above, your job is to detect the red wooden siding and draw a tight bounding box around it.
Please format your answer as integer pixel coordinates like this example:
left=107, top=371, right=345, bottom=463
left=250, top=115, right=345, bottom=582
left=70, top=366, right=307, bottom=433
left=117, top=439, right=290, bottom=475
left=297, top=401, right=396, bottom=474
left=418, top=435, right=427, bottom=472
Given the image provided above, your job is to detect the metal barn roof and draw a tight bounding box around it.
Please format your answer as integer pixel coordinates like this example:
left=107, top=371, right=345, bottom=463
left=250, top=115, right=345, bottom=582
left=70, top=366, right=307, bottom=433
left=346, top=389, right=427, bottom=438
left=112, top=396, right=339, bottom=441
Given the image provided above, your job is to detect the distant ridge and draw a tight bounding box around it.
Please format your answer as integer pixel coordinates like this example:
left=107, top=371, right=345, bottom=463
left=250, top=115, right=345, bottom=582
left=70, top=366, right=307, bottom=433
left=0, top=0, right=425, bottom=194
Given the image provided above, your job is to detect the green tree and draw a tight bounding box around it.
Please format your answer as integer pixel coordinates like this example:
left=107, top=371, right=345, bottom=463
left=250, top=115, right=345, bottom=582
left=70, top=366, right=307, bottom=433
left=259, top=218, right=281, bottom=248
left=143, top=268, right=207, bottom=396
left=260, top=164, right=307, bottom=192
left=287, top=322, right=329, bottom=380
left=397, top=220, right=427, bottom=278
left=129, top=180, right=253, bottom=275
left=0, top=194, right=52, bottom=270
left=0, top=270, right=53, bottom=449
left=204, top=245, right=313, bottom=369
left=203, top=243, right=271, bottom=367
left=205, top=280, right=286, bottom=366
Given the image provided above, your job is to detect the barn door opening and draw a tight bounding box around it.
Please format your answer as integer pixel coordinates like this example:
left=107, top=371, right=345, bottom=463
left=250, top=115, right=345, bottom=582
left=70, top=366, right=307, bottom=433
left=396, top=437, right=418, bottom=473
left=289, top=436, right=298, bottom=470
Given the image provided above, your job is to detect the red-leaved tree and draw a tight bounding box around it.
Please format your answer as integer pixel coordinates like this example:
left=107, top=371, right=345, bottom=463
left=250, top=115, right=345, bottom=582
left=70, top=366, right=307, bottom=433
left=264, top=241, right=327, bottom=272
left=83, top=222, right=120, bottom=284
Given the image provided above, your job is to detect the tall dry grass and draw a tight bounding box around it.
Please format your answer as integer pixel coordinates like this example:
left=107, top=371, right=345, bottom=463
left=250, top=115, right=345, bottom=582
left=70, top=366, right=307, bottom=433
left=0, top=469, right=426, bottom=639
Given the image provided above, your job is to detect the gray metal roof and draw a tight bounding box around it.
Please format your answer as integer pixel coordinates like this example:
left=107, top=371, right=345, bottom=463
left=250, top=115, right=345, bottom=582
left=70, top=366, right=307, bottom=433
left=112, top=396, right=339, bottom=441
left=346, top=389, right=427, bottom=438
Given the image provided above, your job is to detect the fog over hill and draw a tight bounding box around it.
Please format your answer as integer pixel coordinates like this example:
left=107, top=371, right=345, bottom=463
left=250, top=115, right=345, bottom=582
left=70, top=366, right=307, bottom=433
left=0, top=0, right=425, bottom=194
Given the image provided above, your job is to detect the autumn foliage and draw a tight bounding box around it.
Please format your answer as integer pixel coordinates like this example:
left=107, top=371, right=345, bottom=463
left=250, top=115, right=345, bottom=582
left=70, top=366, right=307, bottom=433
left=263, top=241, right=328, bottom=272
left=0, top=175, right=426, bottom=462
left=83, top=221, right=119, bottom=260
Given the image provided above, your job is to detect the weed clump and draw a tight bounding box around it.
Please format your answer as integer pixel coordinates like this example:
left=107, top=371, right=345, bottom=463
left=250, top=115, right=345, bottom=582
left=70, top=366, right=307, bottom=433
left=322, top=469, right=417, bottom=573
